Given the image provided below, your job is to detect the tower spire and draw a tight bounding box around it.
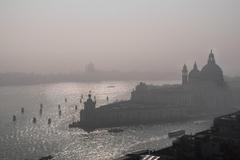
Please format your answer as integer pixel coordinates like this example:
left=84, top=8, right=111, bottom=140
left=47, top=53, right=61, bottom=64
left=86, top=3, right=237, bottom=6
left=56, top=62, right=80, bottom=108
left=193, top=61, right=198, bottom=71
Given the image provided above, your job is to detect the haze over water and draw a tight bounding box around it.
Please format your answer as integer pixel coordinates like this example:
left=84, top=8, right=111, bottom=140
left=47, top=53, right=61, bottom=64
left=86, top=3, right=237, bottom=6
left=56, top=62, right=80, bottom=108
left=0, top=0, right=240, bottom=75
left=0, top=1, right=239, bottom=160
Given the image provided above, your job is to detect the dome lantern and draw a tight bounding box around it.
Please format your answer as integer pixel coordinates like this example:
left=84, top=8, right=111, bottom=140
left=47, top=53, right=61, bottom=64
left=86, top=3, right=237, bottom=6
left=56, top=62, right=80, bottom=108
left=208, top=49, right=216, bottom=64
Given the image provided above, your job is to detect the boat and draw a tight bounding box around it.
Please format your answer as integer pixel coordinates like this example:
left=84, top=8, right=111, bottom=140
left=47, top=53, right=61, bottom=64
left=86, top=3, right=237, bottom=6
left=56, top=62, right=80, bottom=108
left=69, top=121, right=80, bottom=128
left=39, top=155, right=53, bottom=160
left=107, top=85, right=116, bottom=88
left=194, top=120, right=208, bottom=125
left=168, top=129, right=185, bottom=138
left=108, top=128, right=124, bottom=133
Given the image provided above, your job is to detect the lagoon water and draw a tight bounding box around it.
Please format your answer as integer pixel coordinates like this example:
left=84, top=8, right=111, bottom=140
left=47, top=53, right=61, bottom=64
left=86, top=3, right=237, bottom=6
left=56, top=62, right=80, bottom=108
left=0, top=81, right=212, bottom=160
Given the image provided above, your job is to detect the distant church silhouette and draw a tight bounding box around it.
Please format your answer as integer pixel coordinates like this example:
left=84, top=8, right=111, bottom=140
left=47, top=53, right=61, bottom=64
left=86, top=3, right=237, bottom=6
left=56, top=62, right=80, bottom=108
left=85, top=62, right=96, bottom=73
left=131, top=50, right=230, bottom=109
left=182, top=50, right=225, bottom=87
left=77, top=50, right=232, bottom=130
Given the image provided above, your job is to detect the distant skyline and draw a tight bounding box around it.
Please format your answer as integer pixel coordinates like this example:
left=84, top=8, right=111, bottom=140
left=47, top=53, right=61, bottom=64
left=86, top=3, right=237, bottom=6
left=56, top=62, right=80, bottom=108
left=0, top=0, right=239, bottom=75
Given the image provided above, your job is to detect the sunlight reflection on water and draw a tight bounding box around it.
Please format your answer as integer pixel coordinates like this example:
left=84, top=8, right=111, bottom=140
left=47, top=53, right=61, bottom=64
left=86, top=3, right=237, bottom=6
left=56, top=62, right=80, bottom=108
left=0, top=81, right=211, bottom=160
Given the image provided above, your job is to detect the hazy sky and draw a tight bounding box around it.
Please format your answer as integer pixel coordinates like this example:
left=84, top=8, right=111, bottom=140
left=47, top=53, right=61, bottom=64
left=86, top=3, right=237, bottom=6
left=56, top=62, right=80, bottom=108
left=0, top=0, right=239, bottom=75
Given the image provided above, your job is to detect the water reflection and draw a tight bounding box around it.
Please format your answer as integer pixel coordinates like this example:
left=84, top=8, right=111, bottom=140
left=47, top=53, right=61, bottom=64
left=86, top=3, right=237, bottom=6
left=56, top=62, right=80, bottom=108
left=0, top=81, right=211, bottom=160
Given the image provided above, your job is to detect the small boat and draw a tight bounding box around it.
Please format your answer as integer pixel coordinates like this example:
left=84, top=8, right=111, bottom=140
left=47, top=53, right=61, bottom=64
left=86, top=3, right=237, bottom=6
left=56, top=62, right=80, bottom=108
left=39, top=155, right=53, bottom=160
left=108, top=128, right=124, bottom=133
left=194, top=120, right=208, bottom=125
left=107, top=85, right=115, bottom=88
left=168, top=129, right=185, bottom=138
left=69, top=121, right=80, bottom=128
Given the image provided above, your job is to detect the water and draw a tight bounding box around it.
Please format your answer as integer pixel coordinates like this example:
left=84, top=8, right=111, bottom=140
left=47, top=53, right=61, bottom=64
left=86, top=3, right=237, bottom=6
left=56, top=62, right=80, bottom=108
left=0, top=81, right=212, bottom=160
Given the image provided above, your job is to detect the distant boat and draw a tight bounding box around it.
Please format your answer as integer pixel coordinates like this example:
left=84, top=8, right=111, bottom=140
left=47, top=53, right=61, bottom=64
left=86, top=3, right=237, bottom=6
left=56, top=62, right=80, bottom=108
left=108, top=128, right=123, bottom=133
left=107, top=85, right=116, bottom=88
left=193, top=120, right=208, bottom=125
left=168, top=129, right=185, bottom=138
left=69, top=121, right=80, bottom=128
left=39, top=155, right=53, bottom=160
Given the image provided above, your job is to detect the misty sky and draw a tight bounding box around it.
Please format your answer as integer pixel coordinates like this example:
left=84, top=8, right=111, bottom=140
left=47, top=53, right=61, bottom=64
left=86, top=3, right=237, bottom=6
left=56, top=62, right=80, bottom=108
left=0, top=0, right=239, bottom=75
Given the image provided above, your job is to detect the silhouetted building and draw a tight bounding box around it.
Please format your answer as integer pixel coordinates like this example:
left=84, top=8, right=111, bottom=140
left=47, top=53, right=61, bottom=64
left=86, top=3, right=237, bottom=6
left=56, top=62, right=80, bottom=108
left=131, top=50, right=231, bottom=109
left=74, top=51, right=233, bottom=130
left=85, top=62, right=96, bottom=73
left=80, top=94, right=96, bottom=128
left=188, top=50, right=225, bottom=87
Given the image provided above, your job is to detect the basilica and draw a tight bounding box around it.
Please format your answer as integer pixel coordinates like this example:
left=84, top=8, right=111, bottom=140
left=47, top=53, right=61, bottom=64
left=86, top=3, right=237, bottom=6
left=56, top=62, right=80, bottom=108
left=75, top=50, right=233, bottom=130
left=131, top=50, right=231, bottom=109
left=183, top=50, right=225, bottom=87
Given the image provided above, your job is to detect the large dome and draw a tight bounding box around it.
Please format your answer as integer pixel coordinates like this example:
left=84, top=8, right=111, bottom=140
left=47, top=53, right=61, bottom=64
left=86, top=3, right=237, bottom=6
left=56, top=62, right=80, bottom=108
left=201, top=63, right=223, bottom=74
left=200, top=52, right=225, bottom=86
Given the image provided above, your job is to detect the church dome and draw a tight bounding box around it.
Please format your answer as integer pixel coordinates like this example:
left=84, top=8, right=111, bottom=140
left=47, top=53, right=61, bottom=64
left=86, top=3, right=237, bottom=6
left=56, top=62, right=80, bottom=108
left=201, top=63, right=223, bottom=74
left=200, top=51, right=225, bottom=86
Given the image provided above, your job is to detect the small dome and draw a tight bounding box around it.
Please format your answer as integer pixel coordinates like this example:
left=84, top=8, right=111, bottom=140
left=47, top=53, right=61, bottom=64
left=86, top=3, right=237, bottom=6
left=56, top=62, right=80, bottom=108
left=189, top=62, right=201, bottom=84
left=189, top=69, right=200, bottom=78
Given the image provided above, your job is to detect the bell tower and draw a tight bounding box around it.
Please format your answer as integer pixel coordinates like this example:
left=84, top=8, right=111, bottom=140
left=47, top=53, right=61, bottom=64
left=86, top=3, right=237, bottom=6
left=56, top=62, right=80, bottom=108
left=84, top=92, right=96, bottom=111
left=182, top=64, right=188, bottom=85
